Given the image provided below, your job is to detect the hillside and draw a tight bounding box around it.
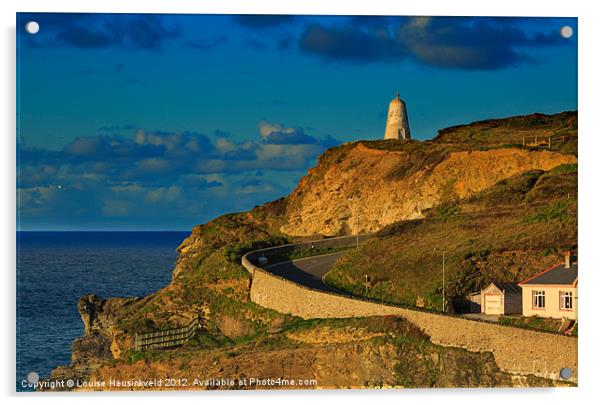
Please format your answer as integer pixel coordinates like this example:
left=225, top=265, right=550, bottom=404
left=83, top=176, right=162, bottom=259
left=325, top=163, right=578, bottom=308
left=48, top=111, right=578, bottom=389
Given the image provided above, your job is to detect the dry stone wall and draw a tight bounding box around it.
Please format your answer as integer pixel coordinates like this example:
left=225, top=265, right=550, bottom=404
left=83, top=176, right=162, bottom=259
left=242, top=238, right=577, bottom=383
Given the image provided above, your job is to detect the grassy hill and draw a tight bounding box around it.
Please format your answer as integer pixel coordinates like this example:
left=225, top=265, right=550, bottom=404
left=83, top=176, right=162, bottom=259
left=324, top=163, right=577, bottom=309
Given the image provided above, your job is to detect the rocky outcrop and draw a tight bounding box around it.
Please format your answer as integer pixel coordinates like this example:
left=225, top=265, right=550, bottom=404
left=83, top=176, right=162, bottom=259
left=280, top=145, right=576, bottom=236
left=78, top=294, right=110, bottom=335
left=44, top=294, right=138, bottom=388
left=77, top=294, right=138, bottom=336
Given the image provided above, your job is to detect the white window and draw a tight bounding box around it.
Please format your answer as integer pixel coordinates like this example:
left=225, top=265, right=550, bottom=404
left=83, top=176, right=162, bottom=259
left=533, top=290, right=545, bottom=309
left=560, top=291, right=573, bottom=310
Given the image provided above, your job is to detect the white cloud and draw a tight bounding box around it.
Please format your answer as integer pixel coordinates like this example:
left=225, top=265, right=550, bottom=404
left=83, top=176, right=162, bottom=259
left=258, top=120, right=295, bottom=139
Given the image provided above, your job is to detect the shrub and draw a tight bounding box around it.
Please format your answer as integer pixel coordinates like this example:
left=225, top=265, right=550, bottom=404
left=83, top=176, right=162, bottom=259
left=522, top=201, right=569, bottom=224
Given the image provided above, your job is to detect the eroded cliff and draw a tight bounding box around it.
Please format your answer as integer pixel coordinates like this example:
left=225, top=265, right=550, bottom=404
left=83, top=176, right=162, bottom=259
left=281, top=144, right=576, bottom=236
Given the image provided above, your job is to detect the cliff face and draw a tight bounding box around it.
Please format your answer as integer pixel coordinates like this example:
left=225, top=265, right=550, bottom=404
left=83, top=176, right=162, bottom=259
left=280, top=144, right=576, bottom=237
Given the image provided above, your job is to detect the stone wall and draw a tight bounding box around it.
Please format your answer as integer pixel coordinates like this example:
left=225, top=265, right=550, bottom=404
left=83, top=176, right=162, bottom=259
left=242, top=242, right=578, bottom=383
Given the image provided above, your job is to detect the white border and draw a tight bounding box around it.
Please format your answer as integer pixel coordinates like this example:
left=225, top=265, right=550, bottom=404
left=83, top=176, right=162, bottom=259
left=3, top=1, right=601, bottom=405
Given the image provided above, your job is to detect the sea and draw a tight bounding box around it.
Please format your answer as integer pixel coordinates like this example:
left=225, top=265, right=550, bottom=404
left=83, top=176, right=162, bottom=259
left=16, top=231, right=190, bottom=392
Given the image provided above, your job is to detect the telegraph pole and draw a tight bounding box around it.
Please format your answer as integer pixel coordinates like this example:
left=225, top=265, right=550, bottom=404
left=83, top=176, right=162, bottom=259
left=356, top=203, right=359, bottom=249
left=441, top=250, right=445, bottom=312
left=435, top=248, right=446, bottom=312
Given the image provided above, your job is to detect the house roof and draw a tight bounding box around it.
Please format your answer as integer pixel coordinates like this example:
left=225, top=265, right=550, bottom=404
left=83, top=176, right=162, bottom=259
left=519, top=262, right=578, bottom=286
left=491, top=282, right=522, bottom=294
left=480, top=281, right=521, bottom=295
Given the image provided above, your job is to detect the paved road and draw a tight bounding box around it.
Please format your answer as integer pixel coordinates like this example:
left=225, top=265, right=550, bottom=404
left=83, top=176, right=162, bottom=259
left=264, top=252, right=345, bottom=293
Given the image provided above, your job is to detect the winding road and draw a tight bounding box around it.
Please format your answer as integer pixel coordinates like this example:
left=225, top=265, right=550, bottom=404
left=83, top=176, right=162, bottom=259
left=263, top=252, right=345, bottom=293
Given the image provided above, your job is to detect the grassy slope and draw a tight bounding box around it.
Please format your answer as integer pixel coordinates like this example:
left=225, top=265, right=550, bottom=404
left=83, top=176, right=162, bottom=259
left=325, top=163, right=577, bottom=309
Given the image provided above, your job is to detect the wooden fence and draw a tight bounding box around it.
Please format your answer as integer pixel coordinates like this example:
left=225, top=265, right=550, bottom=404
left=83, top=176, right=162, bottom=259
left=133, top=318, right=200, bottom=351
left=523, top=134, right=573, bottom=148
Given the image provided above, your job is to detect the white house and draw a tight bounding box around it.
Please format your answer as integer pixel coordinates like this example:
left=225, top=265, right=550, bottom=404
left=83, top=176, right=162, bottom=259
left=519, top=252, right=578, bottom=320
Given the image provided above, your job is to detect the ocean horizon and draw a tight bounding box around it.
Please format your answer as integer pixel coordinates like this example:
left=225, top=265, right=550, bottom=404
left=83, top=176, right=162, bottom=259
left=16, top=231, right=190, bottom=391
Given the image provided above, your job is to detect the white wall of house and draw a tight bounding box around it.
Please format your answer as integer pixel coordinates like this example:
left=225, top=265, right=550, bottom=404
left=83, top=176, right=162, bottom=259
left=521, top=285, right=578, bottom=320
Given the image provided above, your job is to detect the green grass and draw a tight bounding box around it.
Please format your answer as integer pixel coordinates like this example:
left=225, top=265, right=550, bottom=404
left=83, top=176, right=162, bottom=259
left=521, top=200, right=572, bottom=224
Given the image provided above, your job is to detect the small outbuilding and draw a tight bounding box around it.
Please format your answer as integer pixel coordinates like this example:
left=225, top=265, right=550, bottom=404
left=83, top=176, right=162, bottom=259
left=480, top=282, right=523, bottom=315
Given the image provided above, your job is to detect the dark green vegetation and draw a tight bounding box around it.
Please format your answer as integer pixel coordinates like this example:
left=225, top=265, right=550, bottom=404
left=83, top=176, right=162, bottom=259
left=498, top=316, right=577, bottom=336
left=498, top=316, right=564, bottom=334
left=325, top=163, right=577, bottom=310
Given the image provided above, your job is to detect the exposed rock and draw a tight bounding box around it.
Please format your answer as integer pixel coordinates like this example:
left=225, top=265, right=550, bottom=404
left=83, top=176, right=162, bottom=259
left=78, top=294, right=138, bottom=336
left=71, top=333, right=112, bottom=364
left=281, top=145, right=576, bottom=236
left=42, top=295, right=138, bottom=389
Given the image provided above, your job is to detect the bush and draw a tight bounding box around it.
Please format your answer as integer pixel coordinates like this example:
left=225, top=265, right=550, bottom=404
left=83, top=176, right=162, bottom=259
left=430, top=201, right=460, bottom=220
left=126, top=350, right=146, bottom=364
left=225, top=235, right=290, bottom=263
left=522, top=201, right=569, bottom=224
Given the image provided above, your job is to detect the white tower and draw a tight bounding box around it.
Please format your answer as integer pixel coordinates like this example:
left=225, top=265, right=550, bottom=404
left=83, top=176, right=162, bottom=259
left=384, top=92, right=411, bottom=140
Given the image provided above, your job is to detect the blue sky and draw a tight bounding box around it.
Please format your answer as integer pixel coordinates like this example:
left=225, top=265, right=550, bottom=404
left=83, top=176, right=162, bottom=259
left=16, top=13, right=577, bottom=230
